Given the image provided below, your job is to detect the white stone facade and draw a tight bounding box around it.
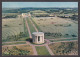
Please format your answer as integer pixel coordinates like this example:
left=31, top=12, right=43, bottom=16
left=22, top=13, right=31, bottom=18
left=32, top=32, right=44, bottom=44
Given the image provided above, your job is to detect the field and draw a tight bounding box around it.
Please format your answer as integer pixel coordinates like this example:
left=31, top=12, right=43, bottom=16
left=2, top=44, right=34, bottom=56
left=33, top=17, right=78, bottom=39
left=49, top=41, right=78, bottom=55
left=2, top=17, right=28, bottom=42
left=2, top=13, right=19, bottom=17
left=35, top=46, right=50, bottom=55
left=2, top=41, right=26, bottom=45
left=49, top=38, right=78, bottom=42
left=26, top=18, right=36, bottom=34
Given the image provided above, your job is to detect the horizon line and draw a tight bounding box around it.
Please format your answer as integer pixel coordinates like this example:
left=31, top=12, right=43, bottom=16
left=2, top=7, right=78, bottom=8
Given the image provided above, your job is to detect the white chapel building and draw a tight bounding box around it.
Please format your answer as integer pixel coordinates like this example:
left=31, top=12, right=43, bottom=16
left=32, top=32, right=44, bottom=44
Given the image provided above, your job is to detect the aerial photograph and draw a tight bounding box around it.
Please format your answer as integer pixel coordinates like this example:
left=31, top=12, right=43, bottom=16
left=2, top=2, right=78, bottom=56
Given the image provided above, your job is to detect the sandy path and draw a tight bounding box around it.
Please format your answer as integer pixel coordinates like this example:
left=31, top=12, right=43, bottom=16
left=2, top=44, right=28, bottom=47
left=25, top=18, right=32, bottom=38
left=32, top=39, right=54, bottom=55
left=45, top=44, right=54, bottom=55
left=50, top=40, right=78, bottom=44
left=2, top=41, right=26, bottom=43
left=48, top=37, right=78, bottom=40
left=26, top=41, right=38, bottom=55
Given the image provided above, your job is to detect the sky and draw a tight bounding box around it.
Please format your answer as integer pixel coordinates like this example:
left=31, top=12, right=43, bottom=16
left=2, top=2, right=78, bottom=8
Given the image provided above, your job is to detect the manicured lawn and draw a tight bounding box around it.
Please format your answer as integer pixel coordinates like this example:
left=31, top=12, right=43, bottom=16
left=2, top=18, right=29, bottom=42
left=2, top=41, right=26, bottom=45
left=31, top=17, right=42, bottom=32
left=50, top=38, right=78, bottom=42
left=26, top=18, right=36, bottom=34
left=23, top=18, right=29, bottom=37
left=33, top=17, right=78, bottom=39
left=36, top=46, right=50, bottom=55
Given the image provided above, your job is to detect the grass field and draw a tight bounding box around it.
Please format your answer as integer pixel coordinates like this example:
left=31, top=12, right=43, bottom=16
left=2, top=17, right=28, bottom=42
left=33, top=17, right=78, bottom=39
left=35, top=46, right=50, bottom=55
left=2, top=44, right=34, bottom=56
left=2, top=13, right=19, bottom=17
left=50, top=38, right=78, bottom=42
left=26, top=17, right=36, bottom=34
left=49, top=41, right=78, bottom=55
left=2, top=41, right=26, bottom=45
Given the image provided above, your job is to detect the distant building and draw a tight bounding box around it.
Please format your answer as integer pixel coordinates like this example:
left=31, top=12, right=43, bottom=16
left=32, top=32, right=44, bottom=44
left=22, top=13, right=31, bottom=18
left=49, top=13, right=55, bottom=17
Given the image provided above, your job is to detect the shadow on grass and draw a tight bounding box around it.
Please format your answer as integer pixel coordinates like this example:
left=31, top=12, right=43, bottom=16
left=26, top=38, right=47, bottom=45
left=26, top=38, right=32, bottom=42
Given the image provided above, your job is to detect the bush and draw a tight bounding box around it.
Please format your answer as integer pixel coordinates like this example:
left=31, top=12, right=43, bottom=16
left=72, top=35, right=77, bottom=37
left=4, top=25, right=9, bottom=27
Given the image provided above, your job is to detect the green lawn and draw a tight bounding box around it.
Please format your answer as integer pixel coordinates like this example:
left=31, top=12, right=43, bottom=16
left=50, top=38, right=78, bottom=42
left=2, top=41, right=26, bottom=45
left=26, top=18, right=36, bottom=34
left=2, top=18, right=29, bottom=42
left=31, top=17, right=42, bottom=32
left=23, top=18, right=29, bottom=37
left=36, top=46, right=50, bottom=55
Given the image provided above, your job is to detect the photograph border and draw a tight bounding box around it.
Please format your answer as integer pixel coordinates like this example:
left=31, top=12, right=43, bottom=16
left=0, top=0, right=80, bottom=57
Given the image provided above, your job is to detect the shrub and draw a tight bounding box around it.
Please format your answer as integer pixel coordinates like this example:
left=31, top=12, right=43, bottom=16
left=72, top=35, right=77, bottom=37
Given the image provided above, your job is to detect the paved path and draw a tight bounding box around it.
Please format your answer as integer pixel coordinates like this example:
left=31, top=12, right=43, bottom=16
left=2, top=44, right=28, bottom=47
left=23, top=16, right=78, bottom=55
left=50, top=40, right=78, bottom=44
left=2, top=41, right=26, bottom=43
left=25, top=18, right=32, bottom=38
left=48, top=37, right=78, bottom=40
left=45, top=44, right=54, bottom=55
left=25, top=17, right=54, bottom=55
left=29, top=18, right=38, bottom=32
left=2, top=39, right=77, bottom=55
left=31, top=39, right=54, bottom=55
left=44, top=39, right=54, bottom=55
left=44, top=39, right=51, bottom=44
left=26, top=41, right=38, bottom=55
